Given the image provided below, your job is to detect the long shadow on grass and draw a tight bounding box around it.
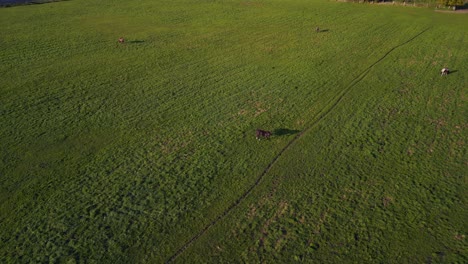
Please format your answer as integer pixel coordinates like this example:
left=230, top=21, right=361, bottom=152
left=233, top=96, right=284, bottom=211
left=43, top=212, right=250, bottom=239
left=128, top=40, right=145, bottom=44
left=0, top=0, right=68, bottom=7
left=274, top=128, right=300, bottom=137
left=165, top=27, right=431, bottom=263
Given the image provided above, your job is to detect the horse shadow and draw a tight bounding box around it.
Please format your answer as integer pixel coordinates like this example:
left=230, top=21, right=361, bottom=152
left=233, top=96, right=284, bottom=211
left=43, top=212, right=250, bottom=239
left=449, top=70, right=458, bottom=74
left=318, top=29, right=329, bottom=33
left=273, top=128, right=300, bottom=137
left=128, top=40, right=145, bottom=44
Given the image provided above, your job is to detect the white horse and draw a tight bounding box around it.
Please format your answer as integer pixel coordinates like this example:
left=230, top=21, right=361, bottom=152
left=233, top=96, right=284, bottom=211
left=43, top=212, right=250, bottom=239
left=441, top=68, right=449, bottom=76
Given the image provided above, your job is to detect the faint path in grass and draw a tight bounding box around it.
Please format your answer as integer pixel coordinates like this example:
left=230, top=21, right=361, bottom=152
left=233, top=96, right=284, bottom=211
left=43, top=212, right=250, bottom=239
left=165, top=27, right=430, bottom=263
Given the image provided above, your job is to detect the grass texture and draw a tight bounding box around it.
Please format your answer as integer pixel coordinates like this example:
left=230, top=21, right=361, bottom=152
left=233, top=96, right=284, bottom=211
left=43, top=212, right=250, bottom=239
left=0, top=0, right=466, bottom=262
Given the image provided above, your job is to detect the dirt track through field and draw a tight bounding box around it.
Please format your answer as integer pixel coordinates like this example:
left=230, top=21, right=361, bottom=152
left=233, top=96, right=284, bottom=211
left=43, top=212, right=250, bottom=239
left=165, top=27, right=430, bottom=263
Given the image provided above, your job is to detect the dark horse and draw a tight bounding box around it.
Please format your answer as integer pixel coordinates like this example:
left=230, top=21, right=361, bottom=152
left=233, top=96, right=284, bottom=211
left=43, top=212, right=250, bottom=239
left=256, top=129, right=272, bottom=140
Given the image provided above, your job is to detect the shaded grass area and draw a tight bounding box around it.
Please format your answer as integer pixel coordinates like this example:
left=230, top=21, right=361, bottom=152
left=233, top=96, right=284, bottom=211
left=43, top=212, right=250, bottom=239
left=0, top=0, right=66, bottom=8
left=0, top=0, right=466, bottom=262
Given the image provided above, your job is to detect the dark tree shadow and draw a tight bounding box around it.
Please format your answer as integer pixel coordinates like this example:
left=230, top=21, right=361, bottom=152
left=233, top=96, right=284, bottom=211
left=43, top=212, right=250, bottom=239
left=128, top=40, right=145, bottom=44
left=457, top=3, right=468, bottom=10
left=273, top=128, right=300, bottom=136
left=0, top=0, right=68, bottom=7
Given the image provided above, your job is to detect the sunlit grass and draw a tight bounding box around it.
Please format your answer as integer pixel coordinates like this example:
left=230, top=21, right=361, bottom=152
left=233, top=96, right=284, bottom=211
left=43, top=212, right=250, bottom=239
left=0, top=0, right=466, bottom=262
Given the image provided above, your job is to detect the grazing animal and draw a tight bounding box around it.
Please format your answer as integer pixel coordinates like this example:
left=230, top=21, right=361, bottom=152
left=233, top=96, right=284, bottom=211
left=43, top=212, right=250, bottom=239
left=316, top=27, right=320, bottom=33
left=118, top=37, right=125, bottom=44
left=441, top=68, right=449, bottom=76
left=256, top=129, right=272, bottom=140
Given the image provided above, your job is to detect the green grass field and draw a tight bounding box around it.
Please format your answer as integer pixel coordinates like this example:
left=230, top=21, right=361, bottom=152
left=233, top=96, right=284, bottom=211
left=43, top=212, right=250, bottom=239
left=1, top=0, right=466, bottom=262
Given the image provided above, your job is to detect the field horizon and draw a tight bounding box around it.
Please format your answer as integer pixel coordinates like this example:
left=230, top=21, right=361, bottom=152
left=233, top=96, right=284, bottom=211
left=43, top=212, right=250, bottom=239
left=1, top=0, right=466, bottom=262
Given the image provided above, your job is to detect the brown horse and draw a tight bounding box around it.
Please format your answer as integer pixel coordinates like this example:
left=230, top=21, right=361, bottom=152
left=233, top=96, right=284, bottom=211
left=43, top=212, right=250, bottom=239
left=256, top=129, right=272, bottom=140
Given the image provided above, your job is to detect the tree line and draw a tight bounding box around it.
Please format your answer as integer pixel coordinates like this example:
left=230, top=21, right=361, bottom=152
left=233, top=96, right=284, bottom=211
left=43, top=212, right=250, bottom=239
left=344, top=0, right=465, bottom=9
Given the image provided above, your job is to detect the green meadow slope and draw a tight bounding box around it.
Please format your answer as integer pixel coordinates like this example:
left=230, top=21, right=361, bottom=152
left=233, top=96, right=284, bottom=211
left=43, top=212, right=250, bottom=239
left=0, top=0, right=466, bottom=262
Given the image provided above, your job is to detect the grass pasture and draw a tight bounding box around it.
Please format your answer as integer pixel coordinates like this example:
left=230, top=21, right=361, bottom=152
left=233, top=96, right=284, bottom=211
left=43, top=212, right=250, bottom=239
left=0, top=0, right=467, bottom=262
